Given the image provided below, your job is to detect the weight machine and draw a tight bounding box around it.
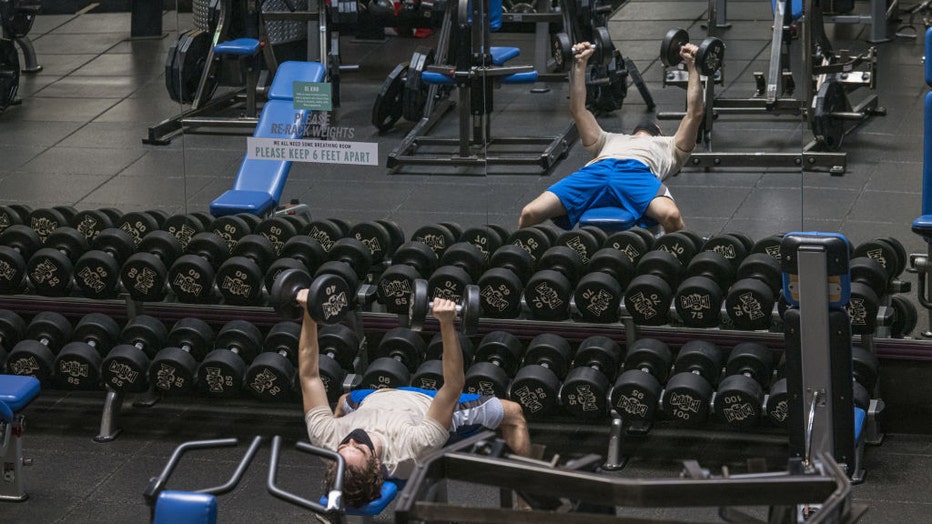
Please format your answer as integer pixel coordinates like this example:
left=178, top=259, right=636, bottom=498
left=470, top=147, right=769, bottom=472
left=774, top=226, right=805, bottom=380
left=659, top=0, right=885, bottom=174
left=144, top=0, right=341, bottom=145
left=382, top=0, right=579, bottom=172
left=0, top=0, right=40, bottom=112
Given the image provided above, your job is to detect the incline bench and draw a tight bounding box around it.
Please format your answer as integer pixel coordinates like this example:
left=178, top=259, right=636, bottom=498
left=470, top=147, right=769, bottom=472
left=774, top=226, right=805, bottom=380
left=209, top=61, right=326, bottom=218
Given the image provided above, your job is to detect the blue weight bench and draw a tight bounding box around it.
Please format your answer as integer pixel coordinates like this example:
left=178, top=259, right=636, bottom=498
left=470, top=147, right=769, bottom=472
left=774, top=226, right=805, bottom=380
left=212, top=38, right=264, bottom=119
left=0, top=374, right=39, bottom=501
left=320, top=479, right=401, bottom=522
left=153, top=491, right=217, bottom=524
left=209, top=61, right=326, bottom=218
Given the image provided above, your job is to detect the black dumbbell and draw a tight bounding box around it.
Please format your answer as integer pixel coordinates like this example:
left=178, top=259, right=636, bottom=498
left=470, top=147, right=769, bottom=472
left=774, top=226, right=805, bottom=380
left=100, top=315, right=169, bottom=393
left=464, top=331, right=524, bottom=397
left=208, top=214, right=256, bottom=253
left=660, top=340, right=725, bottom=426
left=410, top=331, right=475, bottom=390
left=70, top=208, right=120, bottom=243
left=263, top=235, right=328, bottom=294
left=609, top=338, right=672, bottom=423
left=508, top=333, right=572, bottom=418
left=714, top=342, right=775, bottom=429
left=623, top=249, right=683, bottom=326
left=410, top=222, right=462, bottom=257
left=214, top=234, right=277, bottom=305
left=853, top=237, right=905, bottom=283
left=724, top=253, right=783, bottom=330
left=560, top=335, right=624, bottom=420
left=71, top=228, right=137, bottom=299
left=377, top=241, right=439, bottom=315
left=660, top=27, right=726, bottom=76
left=524, top=246, right=585, bottom=321
left=167, top=232, right=231, bottom=303
left=163, top=212, right=211, bottom=251
left=603, top=228, right=654, bottom=265
left=851, top=344, right=879, bottom=394
left=508, top=225, right=556, bottom=263
left=197, top=320, right=262, bottom=397
left=116, top=210, right=166, bottom=247
left=53, top=313, right=121, bottom=390
left=0, top=309, right=25, bottom=367
left=751, top=233, right=784, bottom=260
left=674, top=250, right=736, bottom=328
left=0, top=225, right=42, bottom=293
left=477, top=245, right=535, bottom=319
left=407, top=278, right=480, bottom=336
left=270, top=266, right=357, bottom=325
left=26, top=226, right=89, bottom=296
left=556, top=226, right=606, bottom=266
left=889, top=294, right=918, bottom=338
left=652, top=230, right=703, bottom=266
left=574, top=247, right=637, bottom=323
left=550, top=24, right=616, bottom=70
left=350, top=220, right=404, bottom=267
left=702, top=233, right=752, bottom=271
left=28, top=206, right=77, bottom=243
left=147, top=318, right=215, bottom=395
left=317, top=324, right=362, bottom=402
left=361, top=327, right=426, bottom=389
left=0, top=205, right=30, bottom=234
left=428, top=242, right=485, bottom=305
left=120, top=230, right=184, bottom=301
left=254, top=215, right=305, bottom=256
left=459, top=225, right=507, bottom=266
left=244, top=321, right=301, bottom=401
left=302, top=218, right=350, bottom=253
left=846, top=256, right=889, bottom=335
left=5, top=312, right=73, bottom=384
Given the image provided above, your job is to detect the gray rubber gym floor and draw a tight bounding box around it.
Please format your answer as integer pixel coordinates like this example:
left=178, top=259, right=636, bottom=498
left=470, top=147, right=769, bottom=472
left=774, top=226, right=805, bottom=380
left=2, top=0, right=932, bottom=522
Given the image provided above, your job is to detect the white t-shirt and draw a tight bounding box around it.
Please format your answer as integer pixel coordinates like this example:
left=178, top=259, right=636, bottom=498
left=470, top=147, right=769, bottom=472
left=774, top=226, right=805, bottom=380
left=304, top=389, right=449, bottom=479
left=584, top=130, right=691, bottom=181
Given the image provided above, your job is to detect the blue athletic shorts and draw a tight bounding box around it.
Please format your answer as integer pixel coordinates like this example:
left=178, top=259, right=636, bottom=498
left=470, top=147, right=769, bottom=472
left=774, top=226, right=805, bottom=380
left=547, top=158, right=662, bottom=229
left=344, top=387, right=504, bottom=437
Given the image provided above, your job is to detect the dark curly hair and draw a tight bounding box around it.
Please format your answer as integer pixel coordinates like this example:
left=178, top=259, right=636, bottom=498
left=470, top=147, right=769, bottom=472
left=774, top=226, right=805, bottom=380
left=324, top=454, right=384, bottom=508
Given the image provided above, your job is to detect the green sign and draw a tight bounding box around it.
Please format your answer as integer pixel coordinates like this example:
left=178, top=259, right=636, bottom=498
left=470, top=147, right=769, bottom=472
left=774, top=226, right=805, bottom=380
left=293, top=82, right=332, bottom=111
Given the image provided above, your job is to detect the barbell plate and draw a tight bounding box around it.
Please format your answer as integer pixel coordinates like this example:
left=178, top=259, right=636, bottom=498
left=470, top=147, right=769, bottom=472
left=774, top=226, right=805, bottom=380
left=696, top=37, right=726, bottom=76
left=306, top=272, right=353, bottom=324
left=592, top=26, right=615, bottom=66
left=408, top=278, right=430, bottom=331
left=270, top=268, right=313, bottom=320
left=403, top=47, right=435, bottom=122
left=811, top=79, right=848, bottom=151
left=551, top=32, right=572, bottom=72
left=660, top=28, right=689, bottom=68
left=460, top=284, right=480, bottom=335
left=372, top=62, right=408, bottom=132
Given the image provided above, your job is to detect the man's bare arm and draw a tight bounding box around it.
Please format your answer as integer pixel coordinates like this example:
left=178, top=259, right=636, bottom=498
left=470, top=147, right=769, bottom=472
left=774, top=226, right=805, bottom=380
left=425, top=298, right=464, bottom=429
left=296, top=289, right=332, bottom=415
left=673, top=42, right=703, bottom=153
left=570, top=42, right=603, bottom=148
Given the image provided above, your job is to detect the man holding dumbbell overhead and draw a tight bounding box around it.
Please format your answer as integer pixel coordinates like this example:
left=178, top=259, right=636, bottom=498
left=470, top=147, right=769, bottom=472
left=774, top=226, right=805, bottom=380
left=297, top=292, right=531, bottom=508
left=519, top=38, right=704, bottom=234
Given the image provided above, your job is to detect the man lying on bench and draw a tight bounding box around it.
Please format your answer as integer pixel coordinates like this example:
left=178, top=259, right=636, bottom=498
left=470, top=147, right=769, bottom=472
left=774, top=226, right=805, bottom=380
left=297, top=292, right=532, bottom=508
left=518, top=39, right=704, bottom=234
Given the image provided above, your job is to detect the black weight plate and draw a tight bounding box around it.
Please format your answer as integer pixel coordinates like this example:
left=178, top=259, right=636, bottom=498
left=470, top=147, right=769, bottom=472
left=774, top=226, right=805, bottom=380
left=464, top=361, right=509, bottom=398
left=574, top=335, right=623, bottom=376
left=524, top=269, right=572, bottom=321
left=766, top=377, right=789, bottom=426
left=73, top=251, right=120, bottom=298
left=269, top=267, right=312, bottom=320
left=329, top=237, right=373, bottom=279
left=695, top=37, right=725, bottom=76
left=551, top=31, right=572, bottom=72
left=847, top=282, right=880, bottom=335
left=653, top=231, right=698, bottom=266
left=588, top=248, right=637, bottom=289
left=751, top=234, right=784, bottom=260
left=489, top=244, right=535, bottom=284
left=439, top=242, right=485, bottom=282
left=255, top=216, right=297, bottom=256
left=674, top=275, right=723, bottom=328
left=661, top=372, right=713, bottom=426
left=403, top=47, right=435, bottom=122
left=890, top=295, right=918, bottom=338
left=509, top=365, right=561, bottom=417
left=118, top=211, right=160, bottom=247
left=169, top=29, right=217, bottom=104
left=603, top=230, right=649, bottom=264
left=660, top=28, right=689, bottom=67
left=244, top=352, right=296, bottom=401
left=29, top=207, right=68, bottom=243
left=372, top=62, right=408, bottom=132
left=556, top=229, right=600, bottom=265
left=27, top=248, right=73, bottom=296
left=164, top=214, right=206, bottom=250
left=849, top=256, right=888, bottom=296
left=537, top=245, right=583, bottom=282
left=507, top=227, right=551, bottom=262
left=460, top=226, right=503, bottom=265
left=390, top=240, right=438, bottom=275
left=377, top=263, right=421, bottom=315
left=362, top=357, right=411, bottom=389
left=686, top=251, right=734, bottom=286
left=725, top=342, right=774, bottom=386
left=149, top=346, right=199, bottom=394
left=0, top=224, right=40, bottom=257
left=169, top=254, right=216, bottom=303
left=411, top=359, right=444, bottom=390
left=101, top=344, right=151, bottom=392
left=121, top=252, right=169, bottom=301
left=811, top=80, right=848, bottom=151
left=281, top=236, right=327, bottom=273
left=307, top=272, right=353, bottom=324
left=210, top=215, right=251, bottom=252
left=574, top=271, right=623, bottom=323
left=592, top=25, right=615, bottom=66
left=736, top=253, right=783, bottom=294
left=412, top=223, right=457, bottom=257
left=702, top=234, right=748, bottom=270
left=853, top=238, right=900, bottom=281
left=0, top=205, right=23, bottom=233
left=198, top=349, right=246, bottom=397
left=882, top=237, right=908, bottom=277
left=71, top=210, right=113, bottom=242
left=426, top=265, right=471, bottom=306
left=609, top=369, right=661, bottom=422
left=623, top=273, right=673, bottom=326
left=54, top=342, right=102, bottom=390
left=715, top=374, right=764, bottom=429
left=477, top=267, right=523, bottom=319
left=725, top=277, right=775, bottom=331
left=302, top=220, right=343, bottom=253
left=349, top=221, right=392, bottom=265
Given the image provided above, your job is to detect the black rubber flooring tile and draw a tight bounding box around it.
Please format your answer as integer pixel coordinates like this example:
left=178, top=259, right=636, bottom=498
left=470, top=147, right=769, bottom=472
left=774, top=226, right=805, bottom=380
left=37, top=75, right=143, bottom=99
left=30, top=32, right=130, bottom=55
left=80, top=173, right=214, bottom=208
left=0, top=170, right=118, bottom=202
left=57, top=121, right=163, bottom=149
left=54, top=12, right=133, bottom=34
left=17, top=145, right=145, bottom=175
left=0, top=144, right=49, bottom=169
left=613, top=1, right=708, bottom=21
left=13, top=52, right=98, bottom=76
left=73, top=53, right=166, bottom=79
left=7, top=96, right=120, bottom=122
left=848, top=189, right=922, bottom=224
